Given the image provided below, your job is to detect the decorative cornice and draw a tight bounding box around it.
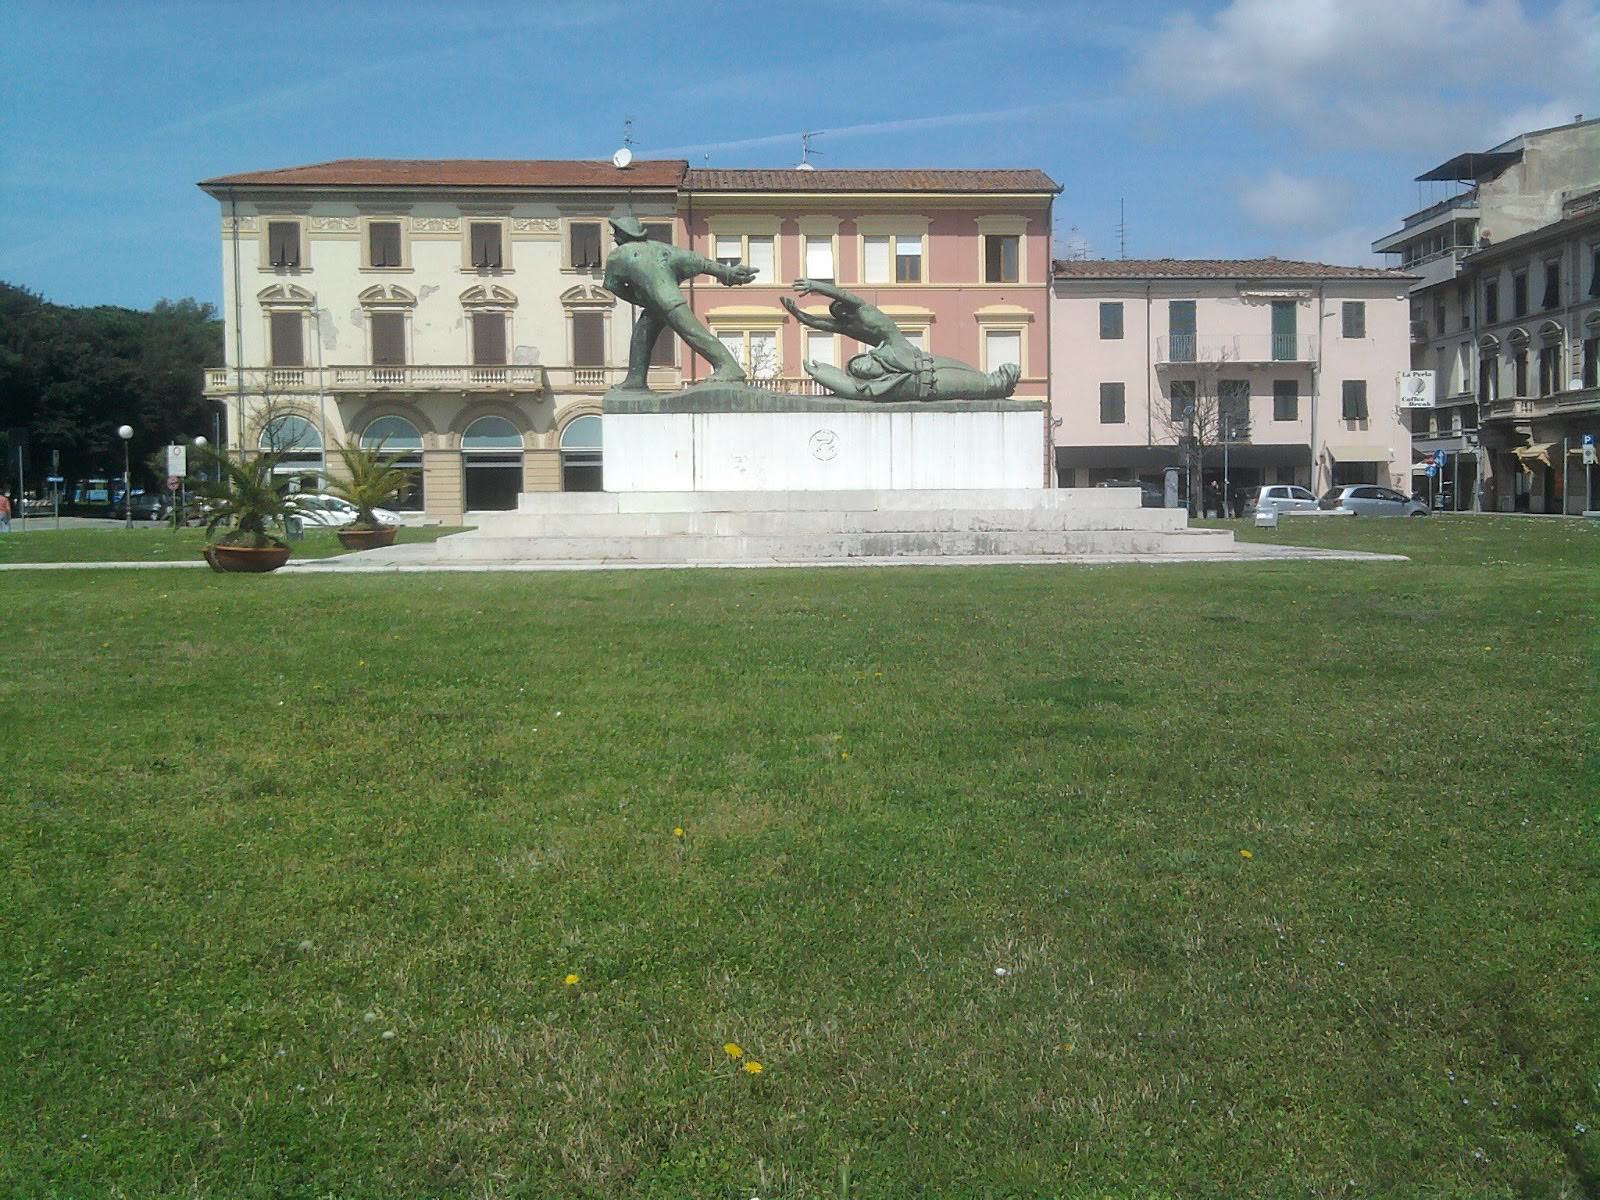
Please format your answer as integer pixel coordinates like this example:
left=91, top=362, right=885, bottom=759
left=514, top=217, right=559, bottom=232
left=412, top=216, right=460, bottom=232
left=310, top=215, right=358, bottom=232
left=222, top=216, right=258, bottom=232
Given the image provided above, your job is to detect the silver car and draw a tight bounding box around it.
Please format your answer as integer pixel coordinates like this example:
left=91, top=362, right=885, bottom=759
left=1246, top=484, right=1320, bottom=515
left=1318, top=485, right=1429, bottom=517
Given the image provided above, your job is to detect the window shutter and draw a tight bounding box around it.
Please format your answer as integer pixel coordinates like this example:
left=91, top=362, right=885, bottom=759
left=1099, top=302, right=1123, bottom=340
left=805, top=236, right=834, bottom=279
left=863, top=236, right=890, bottom=283
left=269, top=311, right=303, bottom=365
left=571, top=223, right=601, bottom=269
left=1341, top=301, right=1365, bottom=339
left=985, top=330, right=1020, bottom=370
left=1098, top=382, right=1125, bottom=424
left=370, top=222, right=401, bottom=268
left=572, top=311, right=605, bottom=367
left=370, top=312, right=405, bottom=365
left=472, top=312, right=506, bottom=364
left=1273, top=379, right=1299, bottom=421
left=1541, top=263, right=1559, bottom=309
left=806, top=331, right=835, bottom=366
left=644, top=223, right=672, bottom=243
left=471, top=223, right=502, bottom=269
left=267, top=222, right=300, bottom=268
left=746, top=237, right=775, bottom=284
left=1341, top=380, right=1367, bottom=420
left=895, top=235, right=921, bottom=283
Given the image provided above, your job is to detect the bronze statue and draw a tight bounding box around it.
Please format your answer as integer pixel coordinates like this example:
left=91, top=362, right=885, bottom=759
left=603, top=215, right=756, bottom=389
left=782, top=279, right=1021, bottom=402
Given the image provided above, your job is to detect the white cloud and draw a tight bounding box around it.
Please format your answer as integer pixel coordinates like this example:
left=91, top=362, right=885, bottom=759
left=1290, top=224, right=1388, bottom=269
left=1135, top=0, right=1600, bottom=150
left=1238, top=170, right=1350, bottom=228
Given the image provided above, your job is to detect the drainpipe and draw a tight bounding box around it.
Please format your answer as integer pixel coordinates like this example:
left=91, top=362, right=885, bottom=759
left=1043, top=195, right=1055, bottom=487
left=229, top=192, right=246, bottom=455
left=1145, top=282, right=1153, bottom=450
left=1311, top=281, right=1324, bottom=491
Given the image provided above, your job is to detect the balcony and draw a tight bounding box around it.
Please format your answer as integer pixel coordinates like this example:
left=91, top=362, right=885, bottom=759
left=1155, top=334, right=1316, bottom=365
left=203, top=364, right=685, bottom=397
left=1481, top=386, right=1600, bottom=424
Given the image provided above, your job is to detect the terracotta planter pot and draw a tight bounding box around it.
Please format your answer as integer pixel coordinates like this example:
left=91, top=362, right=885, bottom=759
left=204, top=543, right=293, bottom=573
left=336, top=525, right=399, bottom=551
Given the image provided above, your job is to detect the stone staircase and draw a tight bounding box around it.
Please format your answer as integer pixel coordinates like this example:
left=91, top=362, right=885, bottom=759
left=432, top=489, right=1233, bottom=564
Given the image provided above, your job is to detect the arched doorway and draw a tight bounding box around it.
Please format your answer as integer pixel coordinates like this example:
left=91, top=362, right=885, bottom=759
left=360, top=415, right=424, bottom=511
left=560, top=414, right=603, bottom=491
left=259, top=414, right=324, bottom=490
left=461, top=415, right=522, bottom=511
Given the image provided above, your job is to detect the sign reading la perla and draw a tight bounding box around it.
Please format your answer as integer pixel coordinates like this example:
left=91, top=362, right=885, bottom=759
left=1398, top=370, right=1436, bottom=409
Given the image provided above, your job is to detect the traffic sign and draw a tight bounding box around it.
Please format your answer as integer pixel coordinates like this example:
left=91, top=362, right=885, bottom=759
left=1434, top=449, right=1447, bottom=466
left=1426, top=465, right=1437, bottom=477
left=166, top=444, right=187, bottom=477
left=1585, top=444, right=1597, bottom=466
left=1583, top=433, right=1595, bottom=446
left=45, top=474, right=64, bottom=483
left=166, top=475, right=181, bottom=492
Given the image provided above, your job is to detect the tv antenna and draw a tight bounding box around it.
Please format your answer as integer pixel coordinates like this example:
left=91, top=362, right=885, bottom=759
left=1117, top=198, right=1127, bottom=259
left=611, top=117, right=635, bottom=169
left=796, top=130, right=825, bottom=170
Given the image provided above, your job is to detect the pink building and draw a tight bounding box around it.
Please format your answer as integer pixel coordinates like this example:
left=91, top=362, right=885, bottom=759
left=1051, top=259, right=1415, bottom=509
left=677, top=169, right=1058, bottom=408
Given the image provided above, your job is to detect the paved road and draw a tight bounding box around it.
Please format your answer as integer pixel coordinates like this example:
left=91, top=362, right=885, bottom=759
left=4, top=515, right=168, bottom=531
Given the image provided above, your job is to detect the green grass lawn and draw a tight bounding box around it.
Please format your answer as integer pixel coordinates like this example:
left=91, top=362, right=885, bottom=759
left=1, top=517, right=1595, bottom=1198
left=0, top=525, right=466, bottom=564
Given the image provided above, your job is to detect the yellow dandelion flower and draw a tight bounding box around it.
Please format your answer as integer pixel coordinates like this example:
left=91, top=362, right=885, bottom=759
left=673, top=827, right=685, bottom=839
left=723, top=1042, right=743, bottom=1059
left=1239, top=849, right=1253, bottom=860
left=743, top=1060, right=764, bottom=1074
left=840, top=751, right=850, bottom=761
left=563, top=973, right=580, bottom=987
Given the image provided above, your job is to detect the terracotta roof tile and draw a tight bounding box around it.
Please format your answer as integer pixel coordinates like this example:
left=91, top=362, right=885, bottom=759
left=199, top=158, right=688, bottom=190
left=1052, top=257, right=1410, bottom=280
left=684, top=168, right=1060, bottom=193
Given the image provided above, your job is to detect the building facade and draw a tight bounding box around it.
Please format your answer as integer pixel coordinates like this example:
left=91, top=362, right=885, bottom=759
left=1372, top=117, right=1600, bottom=510
left=200, top=160, right=1059, bottom=520
left=1051, top=260, right=1413, bottom=510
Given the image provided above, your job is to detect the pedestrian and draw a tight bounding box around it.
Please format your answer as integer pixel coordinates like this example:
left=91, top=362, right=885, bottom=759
left=0, top=490, right=12, bottom=533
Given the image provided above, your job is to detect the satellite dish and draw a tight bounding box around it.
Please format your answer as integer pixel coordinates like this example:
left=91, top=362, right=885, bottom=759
left=611, top=147, right=633, bottom=169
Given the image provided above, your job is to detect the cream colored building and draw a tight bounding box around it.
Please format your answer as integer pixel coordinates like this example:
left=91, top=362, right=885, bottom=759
left=1051, top=259, right=1414, bottom=509
left=200, top=159, right=688, bottom=522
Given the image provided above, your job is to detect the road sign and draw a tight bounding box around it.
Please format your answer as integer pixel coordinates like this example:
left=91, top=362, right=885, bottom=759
left=1583, top=433, right=1595, bottom=446
left=1585, top=444, right=1597, bottom=466
left=166, top=444, right=187, bottom=477
left=46, top=474, right=64, bottom=483
left=166, top=475, right=181, bottom=492
left=1434, top=449, right=1447, bottom=466
left=1426, top=465, right=1437, bottom=477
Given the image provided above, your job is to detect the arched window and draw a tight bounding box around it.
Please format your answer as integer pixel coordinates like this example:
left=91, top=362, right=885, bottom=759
left=361, top=416, right=424, bottom=511
left=461, top=416, right=522, bottom=450
left=360, top=415, right=423, bottom=451
left=1583, top=311, right=1599, bottom=388
left=258, top=415, right=324, bottom=488
left=460, top=415, right=522, bottom=510
left=560, top=414, right=603, bottom=491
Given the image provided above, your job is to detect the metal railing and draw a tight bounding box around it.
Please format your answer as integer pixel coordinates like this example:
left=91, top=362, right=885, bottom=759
left=1155, top=334, right=1316, bottom=364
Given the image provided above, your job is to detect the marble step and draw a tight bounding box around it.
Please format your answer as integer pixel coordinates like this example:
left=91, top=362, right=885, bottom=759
left=464, top=506, right=1191, bottom=538
left=436, top=527, right=1233, bottom=563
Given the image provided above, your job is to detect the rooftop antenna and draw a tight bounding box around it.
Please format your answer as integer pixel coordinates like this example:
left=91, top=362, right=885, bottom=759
left=796, top=130, right=824, bottom=171
left=1116, top=197, right=1127, bottom=259
left=611, top=117, right=635, bottom=170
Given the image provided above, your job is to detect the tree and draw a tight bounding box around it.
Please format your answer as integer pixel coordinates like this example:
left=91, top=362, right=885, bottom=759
left=1154, top=348, right=1250, bottom=516
left=0, top=282, right=223, bottom=498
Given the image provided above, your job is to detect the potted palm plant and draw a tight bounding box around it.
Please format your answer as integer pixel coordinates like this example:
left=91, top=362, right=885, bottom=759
left=194, top=447, right=308, bottom=573
left=328, top=439, right=409, bottom=550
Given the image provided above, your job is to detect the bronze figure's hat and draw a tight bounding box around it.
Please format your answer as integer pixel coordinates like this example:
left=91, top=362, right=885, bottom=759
left=609, top=214, right=647, bottom=240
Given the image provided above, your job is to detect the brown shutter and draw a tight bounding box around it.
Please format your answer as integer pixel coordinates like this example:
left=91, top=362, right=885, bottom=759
left=267, top=222, right=300, bottom=267
left=644, top=222, right=672, bottom=243
left=270, top=311, right=303, bottom=365
left=572, top=312, right=605, bottom=366
left=370, top=221, right=401, bottom=267
left=370, top=312, right=405, bottom=365
left=571, top=223, right=601, bottom=269
left=470, top=223, right=502, bottom=269
left=472, top=312, right=506, bottom=364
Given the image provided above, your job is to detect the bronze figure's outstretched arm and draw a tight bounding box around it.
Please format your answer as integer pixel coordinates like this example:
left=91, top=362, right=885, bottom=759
left=781, top=294, right=847, bottom=334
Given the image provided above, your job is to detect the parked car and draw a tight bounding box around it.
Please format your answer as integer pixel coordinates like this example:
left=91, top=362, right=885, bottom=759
left=1318, top=485, right=1430, bottom=517
left=109, top=492, right=171, bottom=522
left=1244, top=484, right=1320, bottom=516
left=290, top=493, right=402, bottom=528
left=1094, top=479, right=1164, bottom=508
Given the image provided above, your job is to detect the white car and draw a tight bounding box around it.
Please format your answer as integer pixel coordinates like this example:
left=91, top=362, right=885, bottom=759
left=1245, top=484, right=1320, bottom=515
left=291, top=493, right=402, bottom=528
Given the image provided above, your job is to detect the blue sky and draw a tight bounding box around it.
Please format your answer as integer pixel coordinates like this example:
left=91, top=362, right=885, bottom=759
left=3, top=0, right=1596, bottom=310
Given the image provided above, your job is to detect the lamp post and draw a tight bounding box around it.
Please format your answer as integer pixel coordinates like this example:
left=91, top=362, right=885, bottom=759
left=117, top=424, right=133, bottom=530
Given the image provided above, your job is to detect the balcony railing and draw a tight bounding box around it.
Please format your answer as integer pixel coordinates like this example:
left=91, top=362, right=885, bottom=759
left=1155, top=334, right=1316, bottom=364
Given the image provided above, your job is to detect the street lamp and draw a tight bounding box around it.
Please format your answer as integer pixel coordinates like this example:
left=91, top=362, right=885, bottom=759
left=117, top=424, right=133, bottom=530
left=193, top=435, right=208, bottom=483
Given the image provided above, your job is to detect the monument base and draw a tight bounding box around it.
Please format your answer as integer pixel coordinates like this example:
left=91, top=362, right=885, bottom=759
left=602, top=384, right=1045, bottom=492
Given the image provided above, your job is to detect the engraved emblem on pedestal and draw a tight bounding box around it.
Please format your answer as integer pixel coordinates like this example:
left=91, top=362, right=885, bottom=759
left=809, top=429, right=839, bottom=462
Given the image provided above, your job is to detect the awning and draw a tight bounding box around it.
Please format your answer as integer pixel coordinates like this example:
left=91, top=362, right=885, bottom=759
left=1410, top=462, right=1433, bottom=475
left=1326, top=444, right=1387, bottom=463
left=1513, top=442, right=1556, bottom=468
